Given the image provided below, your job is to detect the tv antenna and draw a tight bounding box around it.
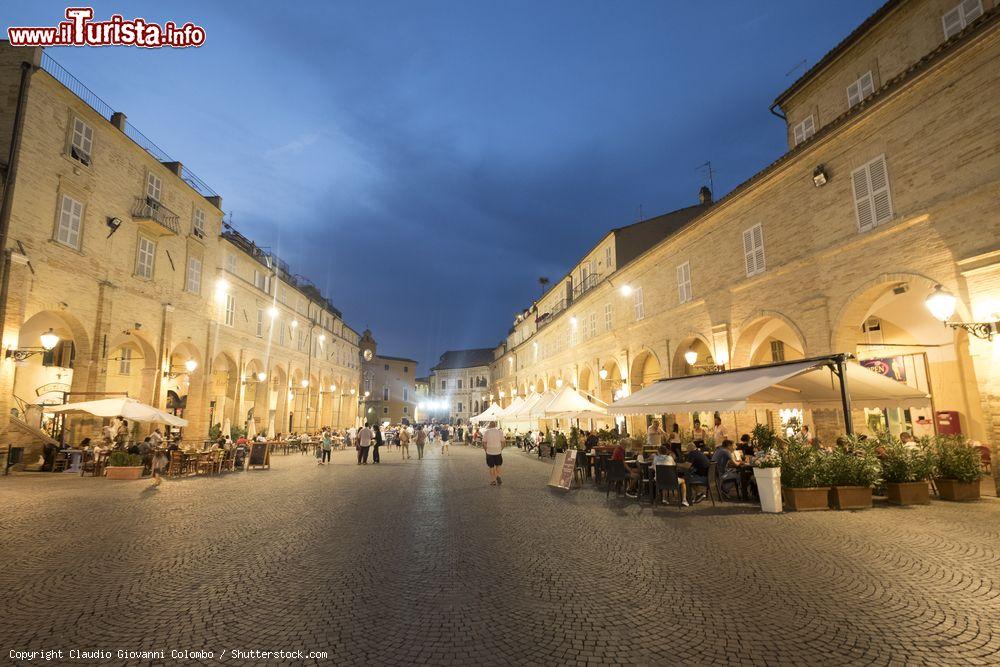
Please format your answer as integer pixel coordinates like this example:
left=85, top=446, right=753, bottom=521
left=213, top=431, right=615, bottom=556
left=697, top=161, right=716, bottom=195
left=785, top=59, right=807, bottom=77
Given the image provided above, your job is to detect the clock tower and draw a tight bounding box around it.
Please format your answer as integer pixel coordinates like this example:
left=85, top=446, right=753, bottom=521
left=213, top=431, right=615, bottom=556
left=359, top=329, right=376, bottom=362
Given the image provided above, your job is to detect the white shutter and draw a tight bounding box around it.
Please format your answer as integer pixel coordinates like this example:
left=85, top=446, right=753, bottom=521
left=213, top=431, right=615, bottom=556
left=847, top=80, right=862, bottom=107
left=852, top=165, right=873, bottom=231
left=868, top=156, right=893, bottom=226
left=677, top=264, right=686, bottom=302
left=942, top=6, right=964, bottom=38
left=859, top=71, right=875, bottom=100
left=752, top=225, right=765, bottom=274
left=963, top=0, right=983, bottom=22
left=743, top=228, right=756, bottom=276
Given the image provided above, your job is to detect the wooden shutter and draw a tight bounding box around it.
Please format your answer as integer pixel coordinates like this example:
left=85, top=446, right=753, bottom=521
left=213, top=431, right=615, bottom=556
left=868, top=156, right=893, bottom=225
left=852, top=164, right=874, bottom=231
left=859, top=72, right=875, bottom=99
left=847, top=80, right=862, bottom=107
left=942, top=6, right=964, bottom=38
left=677, top=264, right=686, bottom=302
left=743, top=228, right=756, bottom=276
left=963, top=0, right=983, bottom=23
left=752, top=225, right=765, bottom=274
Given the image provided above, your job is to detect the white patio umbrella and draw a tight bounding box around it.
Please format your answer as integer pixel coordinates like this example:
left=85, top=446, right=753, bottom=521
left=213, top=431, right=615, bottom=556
left=246, top=417, right=257, bottom=440
left=221, top=416, right=232, bottom=439
left=266, top=415, right=276, bottom=439
left=47, top=397, right=188, bottom=427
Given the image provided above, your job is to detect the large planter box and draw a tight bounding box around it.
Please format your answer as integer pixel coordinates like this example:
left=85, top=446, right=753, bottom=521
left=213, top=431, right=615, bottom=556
left=829, top=485, right=872, bottom=510
left=782, top=487, right=830, bottom=511
left=935, top=478, right=980, bottom=502
left=105, top=466, right=144, bottom=480
left=753, top=467, right=782, bottom=513
left=886, top=481, right=930, bottom=506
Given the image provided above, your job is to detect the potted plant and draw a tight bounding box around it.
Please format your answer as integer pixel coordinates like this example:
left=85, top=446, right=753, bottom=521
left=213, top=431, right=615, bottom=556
left=825, top=437, right=881, bottom=510
left=934, top=435, right=982, bottom=501
left=881, top=437, right=935, bottom=505
left=105, top=451, right=144, bottom=480
left=779, top=437, right=830, bottom=511
left=751, top=424, right=782, bottom=513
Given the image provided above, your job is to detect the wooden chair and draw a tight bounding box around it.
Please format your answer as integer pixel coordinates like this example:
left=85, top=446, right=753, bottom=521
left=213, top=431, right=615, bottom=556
left=81, top=450, right=106, bottom=477
left=51, top=452, right=69, bottom=473
left=168, top=451, right=185, bottom=477
left=977, top=446, right=991, bottom=473
left=220, top=449, right=236, bottom=473
left=573, top=453, right=587, bottom=488
left=705, top=465, right=721, bottom=507
left=196, top=452, right=215, bottom=475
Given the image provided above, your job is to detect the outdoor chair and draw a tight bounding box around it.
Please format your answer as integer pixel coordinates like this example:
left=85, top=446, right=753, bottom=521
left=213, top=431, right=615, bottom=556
left=168, top=451, right=184, bottom=477
left=654, top=465, right=682, bottom=506
left=81, top=451, right=108, bottom=477
left=687, top=468, right=716, bottom=507
left=573, top=453, right=587, bottom=488
left=51, top=452, right=69, bottom=473
left=220, top=449, right=236, bottom=473
left=605, top=459, right=628, bottom=498
left=705, top=466, right=722, bottom=506
left=977, top=446, right=991, bottom=473
left=212, top=449, right=225, bottom=474
left=196, top=452, right=215, bottom=475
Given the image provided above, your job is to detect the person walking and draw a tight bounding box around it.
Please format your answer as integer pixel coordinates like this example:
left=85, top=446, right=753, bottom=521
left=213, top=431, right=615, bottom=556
left=440, top=424, right=450, bottom=456
left=399, top=424, right=411, bottom=460
left=372, top=424, right=383, bottom=464
left=415, top=425, right=426, bottom=460
left=482, top=421, right=505, bottom=486
left=357, top=423, right=373, bottom=464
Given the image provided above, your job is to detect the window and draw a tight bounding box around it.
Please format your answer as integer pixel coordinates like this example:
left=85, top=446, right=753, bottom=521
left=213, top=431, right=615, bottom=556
left=403, top=366, right=408, bottom=373
left=441, top=380, right=446, bottom=390
left=185, top=254, right=202, bottom=294
left=792, top=115, right=815, bottom=146
left=118, top=347, right=132, bottom=375
left=403, top=388, right=408, bottom=401
left=570, top=324, right=578, bottom=347
left=403, top=406, right=408, bottom=414
left=457, top=402, right=463, bottom=413
left=604, top=303, right=613, bottom=331
left=847, top=71, right=875, bottom=108
left=279, top=321, right=286, bottom=345
left=677, top=262, right=692, bottom=303
left=55, top=193, right=83, bottom=249
left=851, top=155, right=893, bottom=232
left=146, top=172, right=162, bottom=202
left=457, top=379, right=463, bottom=389
left=253, top=270, right=269, bottom=293
left=742, top=224, right=766, bottom=277
left=70, top=117, right=93, bottom=165
left=225, top=294, right=236, bottom=327
left=771, top=340, right=786, bottom=362
left=383, top=407, right=388, bottom=414
left=135, top=236, right=155, bottom=279
left=192, top=209, right=205, bottom=238
left=225, top=252, right=237, bottom=274
left=256, top=308, right=264, bottom=337
left=633, top=287, right=645, bottom=321
left=43, top=340, right=75, bottom=369
left=943, top=0, right=983, bottom=40
left=604, top=246, right=612, bottom=270
left=297, top=330, right=304, bottom=350
left=588, top=312, right=597, bottom=339
left=384, top=364, right=390, bottom=371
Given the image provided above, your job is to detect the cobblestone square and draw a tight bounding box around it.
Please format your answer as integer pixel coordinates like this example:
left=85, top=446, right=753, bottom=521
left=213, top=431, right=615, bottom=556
left=1, top=445, right=998, bottom=666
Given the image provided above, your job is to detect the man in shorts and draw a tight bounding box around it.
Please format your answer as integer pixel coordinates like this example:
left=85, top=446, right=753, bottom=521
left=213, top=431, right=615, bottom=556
left=482, top=421, right=505, bottom=486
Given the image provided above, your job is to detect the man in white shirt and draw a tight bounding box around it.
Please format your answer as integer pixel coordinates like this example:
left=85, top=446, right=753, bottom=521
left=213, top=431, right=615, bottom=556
left=482, top=421, right=505, bottom=486
left=357, top=423, right=373, bottom=465
left=712, top=415, right=729, bottom=448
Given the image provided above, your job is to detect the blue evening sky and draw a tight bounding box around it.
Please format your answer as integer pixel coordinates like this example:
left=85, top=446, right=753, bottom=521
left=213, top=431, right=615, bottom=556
left=5, top=1, right=883, bottom=372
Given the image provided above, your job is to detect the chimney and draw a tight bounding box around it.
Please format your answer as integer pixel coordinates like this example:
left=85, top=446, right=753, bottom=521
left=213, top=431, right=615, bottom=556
left=162, top=161, right=183, bottom=177
left=699, top=186, right=713, bottom=205
left=110, top=111, right=127, bottom=131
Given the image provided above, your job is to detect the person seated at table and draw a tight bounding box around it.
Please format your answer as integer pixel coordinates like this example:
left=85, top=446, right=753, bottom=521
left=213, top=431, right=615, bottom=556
left=711, top=440, right=741, bottom=499
left=584, top=430, right=599, bottom=452
left=685, top=447, right=710, bottom=503
left=127, top=440, right=142, bottom=455
left=652, top=445, right=688, bottom=506
left=737, top=433, right=754, bottom=458
left=623, top=447, right=644, bottom=498
left=167, top=439, right=181, bottom=453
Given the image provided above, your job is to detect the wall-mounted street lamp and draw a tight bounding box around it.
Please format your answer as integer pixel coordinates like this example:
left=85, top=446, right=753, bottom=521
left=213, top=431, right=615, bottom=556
left=599, top=368, right=608, bottom=380
left=5, top=328, right=61, bottom=361
left=812, top=164, right=829, bottom=187
left=925, top=285, right=999, bottom=341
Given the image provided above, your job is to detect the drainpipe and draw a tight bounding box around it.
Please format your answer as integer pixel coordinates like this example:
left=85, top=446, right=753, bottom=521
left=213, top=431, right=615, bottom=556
left=0, top=61, right=35, bottom=351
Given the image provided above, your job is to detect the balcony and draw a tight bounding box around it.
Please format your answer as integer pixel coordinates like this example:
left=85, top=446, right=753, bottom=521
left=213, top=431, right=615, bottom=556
left=572, top=273, right=600, bottom=299
left=132, top=196, right=180, bottom=235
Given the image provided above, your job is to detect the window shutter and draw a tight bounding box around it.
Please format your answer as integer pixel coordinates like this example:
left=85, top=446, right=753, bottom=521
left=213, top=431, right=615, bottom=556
left=963, top=0, right=983, bottom=23
left=852, top=165, right=874, bottom=231
left=847, top=80, right=862, bottom=107
left=942, top=6, right=964, bottom=38
left=859, top=72, right=875, bottom=99
left=676, top=264, right=686, bottom=302
left=743, top=228, right=756, bottom=276
left=868, top=156, right=893, bottom=225
left=752, top=225, right=765, bottom=273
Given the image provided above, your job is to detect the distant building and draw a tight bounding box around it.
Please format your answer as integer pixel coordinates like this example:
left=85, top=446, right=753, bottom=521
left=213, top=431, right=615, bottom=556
left=359, top=330, right=417, bottom=424
left=429, top=349, right=494, bottom=423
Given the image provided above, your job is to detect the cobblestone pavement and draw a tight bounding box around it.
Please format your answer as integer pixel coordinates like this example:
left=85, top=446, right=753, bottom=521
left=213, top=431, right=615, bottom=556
left=1, top=445, right=998, bottom=666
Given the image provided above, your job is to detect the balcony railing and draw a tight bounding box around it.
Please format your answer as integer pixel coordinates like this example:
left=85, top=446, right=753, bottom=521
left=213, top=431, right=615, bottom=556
left=132, top=196, right=180, bottom=234
left=572, top=273, right=601, bottom=299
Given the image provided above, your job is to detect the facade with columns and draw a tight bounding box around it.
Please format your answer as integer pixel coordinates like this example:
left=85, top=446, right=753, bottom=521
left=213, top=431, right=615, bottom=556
left=0, top=43, right=361, bottom=460
left=489, top=0, right=1000, bottom=488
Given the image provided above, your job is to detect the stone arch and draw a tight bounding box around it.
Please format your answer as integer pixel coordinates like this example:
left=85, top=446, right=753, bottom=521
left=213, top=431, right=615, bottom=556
left=242, top=358, right=268, bottom=433
left=577, top=365, right=596, bottom=401
left=629, top=348, right=662, bottom=391
left=732, top=311, right=808, bottom=368
left=269, top=363, right=288, bottom=437
left=104, top=331, right=158, bottom=404
left=671, top=332, right=714, bottom=377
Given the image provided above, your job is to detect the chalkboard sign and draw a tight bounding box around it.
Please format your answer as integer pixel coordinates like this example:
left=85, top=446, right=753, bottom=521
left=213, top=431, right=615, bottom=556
left=247, top=442, right=270, bottom=469
left=548, top=449, right=577, bottom=490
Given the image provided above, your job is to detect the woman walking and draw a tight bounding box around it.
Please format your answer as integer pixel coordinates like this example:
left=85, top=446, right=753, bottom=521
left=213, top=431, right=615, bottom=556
left=372, top=424, right=383, bottom=464
left=415, top=425, right=426, bottom=460
left=399, top=425, right=411, bottom=460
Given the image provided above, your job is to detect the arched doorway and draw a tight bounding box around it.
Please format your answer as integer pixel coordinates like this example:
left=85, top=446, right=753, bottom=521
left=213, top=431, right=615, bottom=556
left=577, top=365, right=596, bottom=402
left=629, top=350, right=663, bottom=435
left=732, top=315, right=807, bottom=367
left=209, top=351, right=239, bottom=434
left=242, top=358, right=268, bottom=436
left=269, top=364, right=288, bottom=437
left=671, top=335, right=714, bottom=377
left=165, top=341, right=202, bottom=440
left=105, top=332, right=157, bottom=404
left=832, top=276, right=982, bottom=441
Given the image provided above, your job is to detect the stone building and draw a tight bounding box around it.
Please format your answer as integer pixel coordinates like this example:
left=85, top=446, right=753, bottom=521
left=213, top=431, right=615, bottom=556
left=0, top=44, right=362, bottom=461
left=488, top=0, right=1000, bottom=487
left=428, top=349, right=494, bottom=424
left=358, top=330, right=417, bottom=424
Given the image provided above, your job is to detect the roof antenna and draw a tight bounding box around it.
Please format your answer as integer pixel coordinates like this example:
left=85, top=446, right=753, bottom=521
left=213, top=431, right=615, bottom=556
left=785, top=59, right=807, bottom=77
left=697, top=161, right=716, bottom=196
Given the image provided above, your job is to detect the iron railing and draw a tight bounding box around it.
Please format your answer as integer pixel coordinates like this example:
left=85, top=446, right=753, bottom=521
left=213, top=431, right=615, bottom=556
left=572, top=273, right=601, bottom=299
left=40, top=52, right=219, bottom=199
left=132, top=196, right=181, bottom=234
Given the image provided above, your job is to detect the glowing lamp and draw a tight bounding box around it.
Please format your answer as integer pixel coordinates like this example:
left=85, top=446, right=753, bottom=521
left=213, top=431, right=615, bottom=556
left=599, top=368, right=608, bottom=380
left=925, top=284, right=957, bottom=322
left=257, top=372, right=267, bottom=382
left=684, top=350, right=698, bottom=365
left=39, top=328, right=60, bottom=351
left=619, top=285, right=633, bottom=297
left=556, top=378, right=564, bottom=388
left=184, top=358, right=198, bottom=373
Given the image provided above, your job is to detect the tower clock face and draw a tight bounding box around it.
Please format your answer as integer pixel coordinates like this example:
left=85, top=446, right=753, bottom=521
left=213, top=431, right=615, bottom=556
left=363, top=349, right=373, bottom=361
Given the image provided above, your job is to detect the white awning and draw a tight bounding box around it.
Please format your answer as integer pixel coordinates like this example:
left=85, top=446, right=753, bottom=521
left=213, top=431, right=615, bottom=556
left=48, top=397, right=189, bottom=426
left=607, top=358, right=930, bottom=416
left=542, top=386, right=607, bottom=417
left=496, top=396, right=524, bottom=420
left=469, top=402, right=503, bottom=424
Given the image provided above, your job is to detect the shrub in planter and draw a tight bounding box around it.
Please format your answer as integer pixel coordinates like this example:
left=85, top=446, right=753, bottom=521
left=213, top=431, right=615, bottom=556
left=106, top=451, right=144, bottom=480
left=934, top=435, right=982, bottom=501
left=824, top=440, right=881, bottom=510
left=778, top=437, right=830, bottom=511
left=881, top=437, right=935, bottom=505
left=752, top=436, right=782, bottom=513
left=554, top=433, right=568, bottom=452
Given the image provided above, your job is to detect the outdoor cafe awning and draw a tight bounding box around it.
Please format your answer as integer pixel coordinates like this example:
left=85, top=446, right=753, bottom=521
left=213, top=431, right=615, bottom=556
left=48, top=397, right=189, bottom=426
left=607, top=356, right=930, bottom=417
left=469, top=402, right=503, bottom=424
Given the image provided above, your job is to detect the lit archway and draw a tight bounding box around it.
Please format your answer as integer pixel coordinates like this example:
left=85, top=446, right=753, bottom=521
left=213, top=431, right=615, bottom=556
left=732, top=313, right=807, bottom=367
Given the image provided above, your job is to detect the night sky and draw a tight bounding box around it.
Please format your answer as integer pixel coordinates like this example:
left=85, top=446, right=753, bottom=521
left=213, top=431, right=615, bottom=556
left=7, top=1, right=883, bottom=372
